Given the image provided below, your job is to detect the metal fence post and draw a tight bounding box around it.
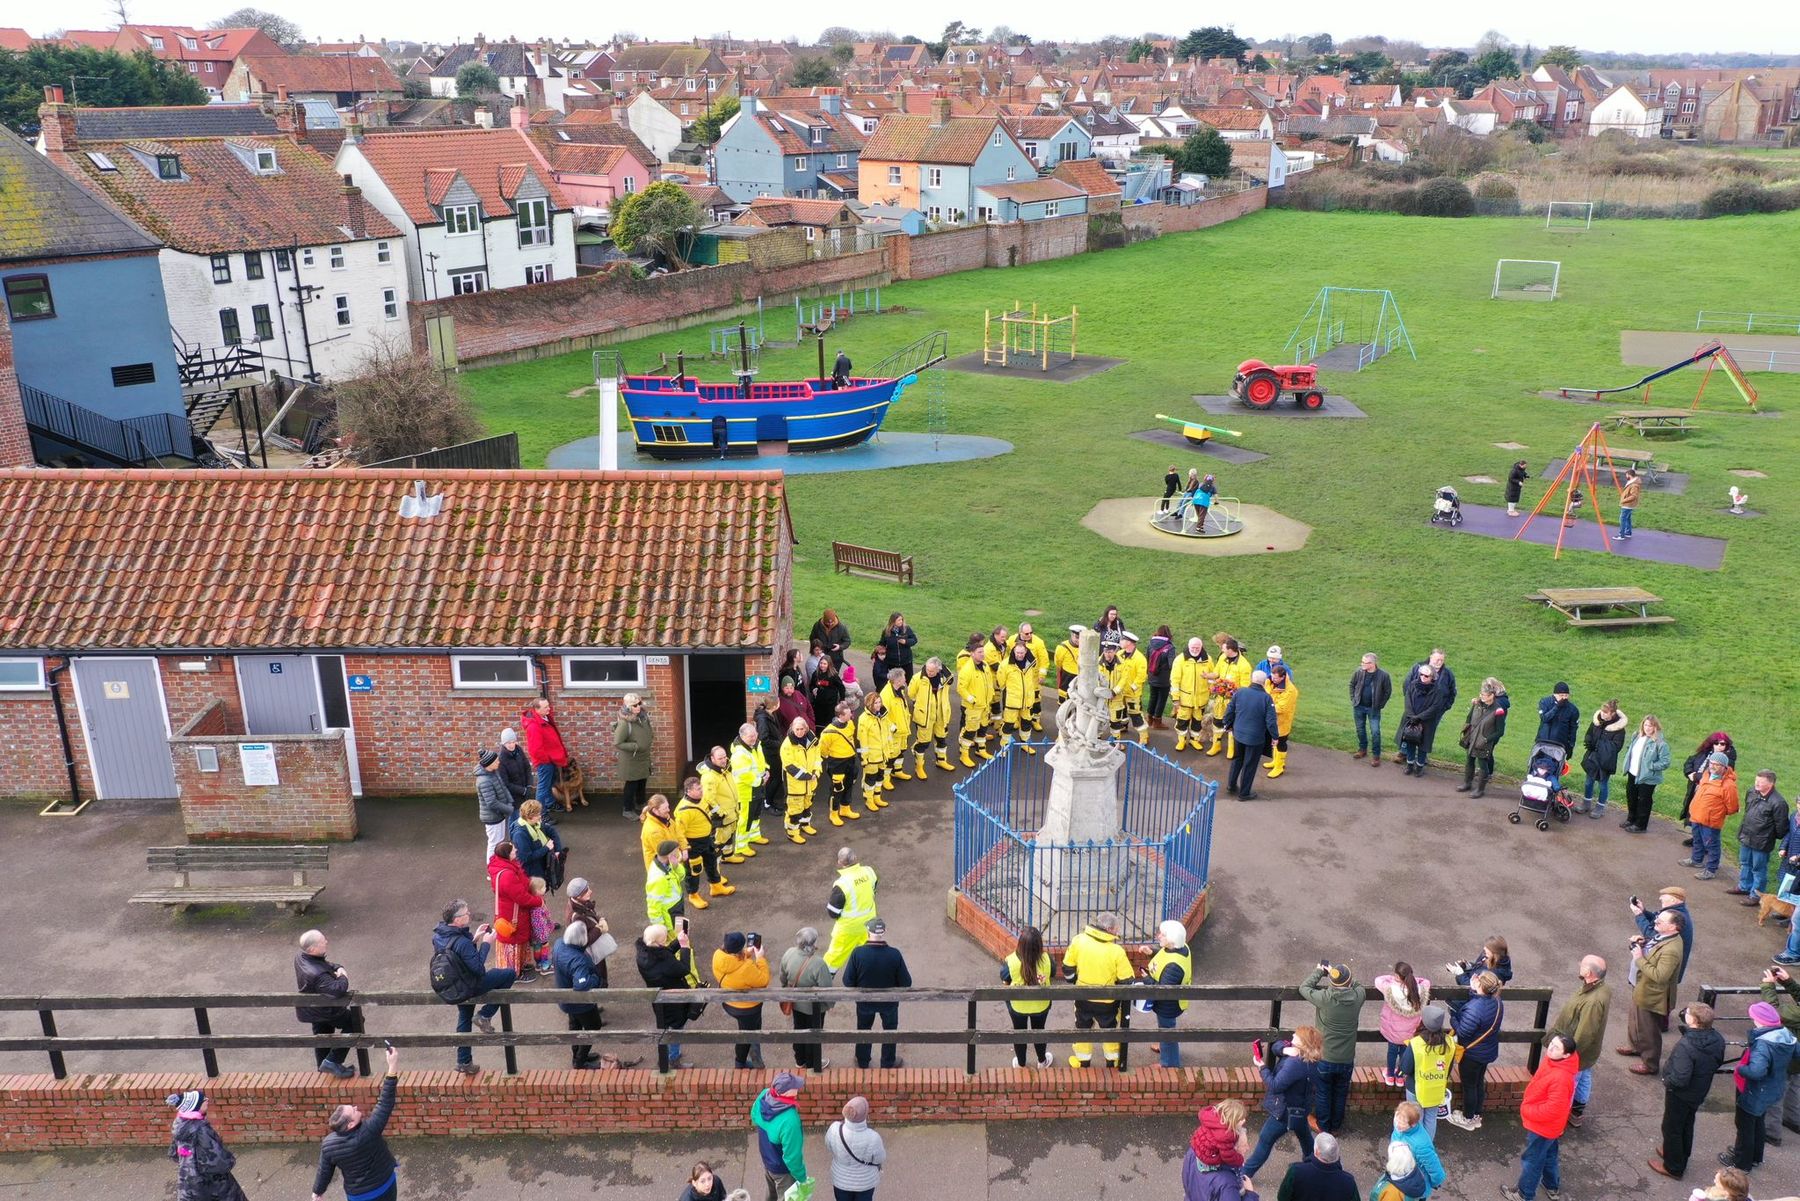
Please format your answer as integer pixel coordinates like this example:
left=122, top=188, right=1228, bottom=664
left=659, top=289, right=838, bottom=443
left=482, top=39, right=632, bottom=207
left=353, top=1006, right=371, bottom=1077
left=499, top=1003, right=518, bottom=1075
left=1527, top=992, right=1551, bottom=1072
left=194, top=1007, right=219, bottom=1078
left=38, top=1009, right=65, bottom=1080
left=966, top=999, right=978, bottom=1076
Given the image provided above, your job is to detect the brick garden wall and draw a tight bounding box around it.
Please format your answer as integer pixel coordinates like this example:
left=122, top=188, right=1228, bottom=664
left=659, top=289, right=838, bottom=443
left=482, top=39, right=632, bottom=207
left=1124, top=187, right=1268, bottom=237
left=169, top=702, right=357, bottom=841
left=0, top=1063, right=1529, bottom=1152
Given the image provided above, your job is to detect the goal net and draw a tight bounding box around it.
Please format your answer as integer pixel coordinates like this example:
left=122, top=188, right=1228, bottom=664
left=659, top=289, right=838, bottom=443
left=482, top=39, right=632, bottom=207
left=1493, top=259, right=1561, bottom=301
left=1545, top=201, right=1594, bottom=231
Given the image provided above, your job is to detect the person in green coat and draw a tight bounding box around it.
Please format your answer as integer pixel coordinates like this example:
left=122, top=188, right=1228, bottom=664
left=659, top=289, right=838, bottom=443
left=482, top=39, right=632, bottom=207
left=1299, top=962, right=1363, bottom=1134
left=1549, top=955, right=1612, bottom=1127
left=614, top=693, right=655, bottom=819
left=752, top=1071, right=811, bottom=1201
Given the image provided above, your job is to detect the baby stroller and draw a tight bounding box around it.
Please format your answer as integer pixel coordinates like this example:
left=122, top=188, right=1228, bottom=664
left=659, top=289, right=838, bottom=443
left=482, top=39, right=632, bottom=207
left=1511, top=741, right=1575, bottom=831
left=1431, top=486, right=1463, bottom=526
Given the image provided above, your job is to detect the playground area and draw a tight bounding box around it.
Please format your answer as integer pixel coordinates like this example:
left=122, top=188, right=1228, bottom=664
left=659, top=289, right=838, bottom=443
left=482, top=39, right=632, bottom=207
left=464, top=206, right=1800, bottom=789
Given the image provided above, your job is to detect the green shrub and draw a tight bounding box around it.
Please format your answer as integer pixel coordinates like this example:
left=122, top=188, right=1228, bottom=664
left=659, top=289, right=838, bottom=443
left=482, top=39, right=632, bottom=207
left=1700, top=181, right=1800, bottom=217
left=1471, top=175, right=1520, bottom=216
left=1416, top=177, right=1475, bottom=217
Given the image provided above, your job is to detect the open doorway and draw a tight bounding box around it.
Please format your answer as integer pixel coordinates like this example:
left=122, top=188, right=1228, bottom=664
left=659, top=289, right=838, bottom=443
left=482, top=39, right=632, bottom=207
left=686, top=653, right=747, bottom=764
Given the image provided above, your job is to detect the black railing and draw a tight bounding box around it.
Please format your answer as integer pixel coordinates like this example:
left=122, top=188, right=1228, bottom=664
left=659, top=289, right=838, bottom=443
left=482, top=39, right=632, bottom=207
left=364, top=432, right=522, bottom=470
left=1697, top=982, right=1787, bottom=1073
left=173, top=333, right=264, bottom=391
left=0, top=983, right=1556, bottom=1080
left=19, top=382, right=197, bottom=464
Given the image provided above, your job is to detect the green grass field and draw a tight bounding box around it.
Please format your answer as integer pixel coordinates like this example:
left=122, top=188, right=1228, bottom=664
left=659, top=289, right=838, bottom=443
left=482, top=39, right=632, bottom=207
left=466, top=208, right=1800, bottom=826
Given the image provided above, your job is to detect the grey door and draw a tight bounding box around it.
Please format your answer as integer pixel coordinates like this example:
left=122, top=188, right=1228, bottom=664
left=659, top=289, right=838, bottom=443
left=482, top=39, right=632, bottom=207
left=239, top=654, right=322, bottom=734
left=73, top=657, right=177, bottom=800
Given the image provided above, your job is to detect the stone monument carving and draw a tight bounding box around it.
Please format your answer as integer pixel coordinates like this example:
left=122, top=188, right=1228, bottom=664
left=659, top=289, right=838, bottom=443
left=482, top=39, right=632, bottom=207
left=1038, top=626, right=1124, bottom=849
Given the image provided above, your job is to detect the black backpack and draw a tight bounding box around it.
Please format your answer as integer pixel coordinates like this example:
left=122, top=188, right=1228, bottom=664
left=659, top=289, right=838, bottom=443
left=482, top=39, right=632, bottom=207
left=429, top=939, right=481, bottom=1004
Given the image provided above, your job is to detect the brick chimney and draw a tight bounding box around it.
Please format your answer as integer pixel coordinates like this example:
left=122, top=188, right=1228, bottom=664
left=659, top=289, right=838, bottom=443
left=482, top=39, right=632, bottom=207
left=931, top=95, right=952, bottom=128
left=38, top=86, right=77, bottom=152
left=510, top=93, right=528, bottom=128
left=0, top=308, right=30, bottom=469
left=341, top=173, right=367, bottom=236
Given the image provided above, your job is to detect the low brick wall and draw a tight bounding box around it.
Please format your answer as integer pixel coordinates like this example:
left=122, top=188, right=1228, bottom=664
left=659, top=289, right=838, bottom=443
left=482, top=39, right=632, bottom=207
left=1125, top=187, right=1268, bottom=236
left=170, top=703, right=357, bottom=841
left=0, top=1063, right=1529, bottom=1151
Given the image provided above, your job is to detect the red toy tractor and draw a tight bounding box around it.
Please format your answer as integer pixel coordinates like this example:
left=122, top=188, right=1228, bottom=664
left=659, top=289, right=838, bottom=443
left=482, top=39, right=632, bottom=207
left=1232, top=359, right=1325, bottom=410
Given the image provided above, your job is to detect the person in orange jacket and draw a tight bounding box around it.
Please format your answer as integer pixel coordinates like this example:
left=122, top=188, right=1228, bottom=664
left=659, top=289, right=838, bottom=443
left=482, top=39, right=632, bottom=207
left=713, top=931, right=772, bottom=1070
left=1502, top=1033, right=1579, bottom=1201
left=1682, top=750, right=1740, bottom=881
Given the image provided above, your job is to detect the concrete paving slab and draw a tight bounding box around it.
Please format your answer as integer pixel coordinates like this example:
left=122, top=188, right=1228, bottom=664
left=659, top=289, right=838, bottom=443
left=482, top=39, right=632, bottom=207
left=1081, top=497, right=1312, bottom=557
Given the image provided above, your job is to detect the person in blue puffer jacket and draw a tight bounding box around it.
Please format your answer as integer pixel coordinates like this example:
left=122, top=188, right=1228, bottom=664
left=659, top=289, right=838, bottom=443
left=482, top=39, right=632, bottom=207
left=1445, top=971, right=1504, bottom=1132
left=1723, top=999, right=1799, bottom=1171
left=1241, top=1026, right=1322, bottom=1179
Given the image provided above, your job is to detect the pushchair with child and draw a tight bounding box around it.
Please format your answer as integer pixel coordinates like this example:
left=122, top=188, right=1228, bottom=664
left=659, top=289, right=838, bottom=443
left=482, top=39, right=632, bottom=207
left=1511, top=741, right=1575, bottom=831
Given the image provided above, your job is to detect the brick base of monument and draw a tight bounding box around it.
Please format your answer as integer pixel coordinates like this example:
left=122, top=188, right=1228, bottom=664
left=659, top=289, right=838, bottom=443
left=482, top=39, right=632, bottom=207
left=0, top=1062, right=1528, bottom=1150
left=951, top=886, right=1214, bottom=970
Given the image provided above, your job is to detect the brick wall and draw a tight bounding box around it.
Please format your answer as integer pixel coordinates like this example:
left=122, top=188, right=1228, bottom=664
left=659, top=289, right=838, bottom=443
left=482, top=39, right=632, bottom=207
left=412, top=250, right=891, bottom=367
left=880, top=215, right=1090, bottom=281
left=1124, top=187, right=1268, bottom=237
left=0, top=1063, right=1530, bottom=1152
left=884, top=223, right=990, bottom=280
left=170, top=703, right=358, bottom=841
left=0, top=308, right=30, bottom=468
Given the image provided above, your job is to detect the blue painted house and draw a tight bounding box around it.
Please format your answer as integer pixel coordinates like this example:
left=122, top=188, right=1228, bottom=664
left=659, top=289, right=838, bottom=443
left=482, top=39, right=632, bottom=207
left=0, top=126, right=187, bottom=464
left=712, top=94, right=866, bottom=203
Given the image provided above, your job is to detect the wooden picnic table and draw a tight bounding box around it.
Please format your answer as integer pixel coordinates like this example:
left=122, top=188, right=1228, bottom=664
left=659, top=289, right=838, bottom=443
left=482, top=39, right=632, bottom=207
left=1590, top=445, right=1666, bottom=485
left=1606, top=408, right=1696, bottom=436
left=1523, top=586, right=1675, bottom=629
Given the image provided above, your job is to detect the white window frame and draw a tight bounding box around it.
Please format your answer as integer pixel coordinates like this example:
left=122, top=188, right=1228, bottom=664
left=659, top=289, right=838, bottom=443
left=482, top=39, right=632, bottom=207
left=927, top=167, right=942, bottom=188
left=0, top=656, right=46, bottom=691
left=376, top=240, right=391, bottom=263
left=685, top=77, right=697, bottom=91
left=516, top=198, right=550, bottom=247
left=451, top=655, right=536, bottom=690
left=328, top=245, right=345, bottom=270
left=1045, top=200, right=1060, bottom=217
left=992, top=130, right=1001, bottom=146
left=794, top=156, right=808, bottom=169
left=835, top=154, right=848, bottom=168
left=383, top=287, right=400, bottom=319
left=559, top=654, right=646, bottom=690
left=1025, top=141, right=1039, bottom=159
left=1006, top=166, right=1017, bottom=181
left=450, top=269, right=488, bottom=295
left=622, top=176, right=636, bottom=194
left=811, top=126, right=825, bottom=145
left=525, top=263, right=551, bottom=284
left=301, top=248, right=315, bottom=267
left=805, top=226, right=817, bottom=242
left=333, top=294, right=351, bottom=326
left=887, top=166, right=901, bottom=185
left=254, top=147, right=278, bottom=172
left=444, top=204, right=479, bottom=236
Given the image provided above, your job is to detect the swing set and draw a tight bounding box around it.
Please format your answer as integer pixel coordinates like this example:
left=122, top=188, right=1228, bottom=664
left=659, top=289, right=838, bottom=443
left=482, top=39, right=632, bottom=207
left=1283, top=287, right=1416, bottom=370
left=1515, top=422, right=1629, bottom=559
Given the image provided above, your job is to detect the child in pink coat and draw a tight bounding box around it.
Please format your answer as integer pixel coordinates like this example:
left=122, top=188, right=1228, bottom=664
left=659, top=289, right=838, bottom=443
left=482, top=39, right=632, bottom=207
left=1374, top=961, right=1432, bottom=1087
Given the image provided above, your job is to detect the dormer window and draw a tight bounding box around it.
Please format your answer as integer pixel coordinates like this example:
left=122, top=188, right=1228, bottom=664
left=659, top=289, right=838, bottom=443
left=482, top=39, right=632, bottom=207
left=149, top=36, right=164, bottom=49
left=254, top=148, right=278, bottom=173
left=181, top=36, right=197, bottom=49
left=685, top=78, right=696, bottom=91
left=811, top=126, right=824, bottom=144
left=156, top=154, right=182, bottom=180
left=444, top=203, right=479, bottom=235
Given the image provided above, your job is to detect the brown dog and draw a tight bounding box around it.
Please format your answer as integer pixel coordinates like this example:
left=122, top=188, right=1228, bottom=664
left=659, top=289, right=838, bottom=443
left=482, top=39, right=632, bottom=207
left=1758, top=892, right=1796, bottom=927
left=552, top=759, right=588, bottom=812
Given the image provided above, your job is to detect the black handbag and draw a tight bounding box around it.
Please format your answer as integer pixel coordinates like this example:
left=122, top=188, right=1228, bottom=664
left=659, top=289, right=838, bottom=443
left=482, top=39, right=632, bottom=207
left=1401, top=716, right=1426, bottom=744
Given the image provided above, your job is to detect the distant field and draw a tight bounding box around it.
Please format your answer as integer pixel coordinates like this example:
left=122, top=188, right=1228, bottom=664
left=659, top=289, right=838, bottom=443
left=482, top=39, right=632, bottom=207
left=465, top=208, right=1800, bottom=830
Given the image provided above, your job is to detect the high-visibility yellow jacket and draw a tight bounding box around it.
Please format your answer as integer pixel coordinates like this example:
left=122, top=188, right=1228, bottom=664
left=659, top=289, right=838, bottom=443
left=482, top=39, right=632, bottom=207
left=857, top=707, right=894, bottom=763
left=880, top=683, right=912, bottom=747
left=673, top=795, right=721, bottom=844
left=1008, top=633, right=1050, bottom=683
left=729, top=739, right=768, bottom=806
left=956, top=651, right=993, bottom=714
left=997, top=656, right=1038, bottom=711
left=1266, top=679, right=1300, bottom=737
left=1062, top=925, right=1135, bottom=1004
left=1205, top=652, right=1253, bottom=713
left=827, top=863, right=878, bottom=924
left=1101, top=656, right=1131, bottom=719
left=644, top=857, right=686, bottom=929
left=781, top=731, right=821, bottom=784
left=820, top=718, right=857, bottom=763
left=640, top=809, right=685, bottom=870
left=908, top=668, right=954, bottom=736
left=1053, top=639, right=1081, bottom=688
left=699, top=761, right=739, bottom=831
left=1116, top=649, right=1147, bottom=703
left=1171, top=648, right=1210, bottom=709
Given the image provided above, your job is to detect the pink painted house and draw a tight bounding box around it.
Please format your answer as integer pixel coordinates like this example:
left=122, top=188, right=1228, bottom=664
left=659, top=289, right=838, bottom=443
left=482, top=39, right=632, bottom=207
left=518, top=111, right=653, bottom=208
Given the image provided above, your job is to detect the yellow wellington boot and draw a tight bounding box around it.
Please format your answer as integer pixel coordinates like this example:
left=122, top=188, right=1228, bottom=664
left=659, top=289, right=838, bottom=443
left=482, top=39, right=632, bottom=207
left=960, top=748, right=976, bottom=768
left=1226, top=734, right=1236, bottom=760
left=802, top=822, right=818, bottom=836
left=723, top=852, right=747, bottom=865
left=842, top=805, right=862, bottom=820
left=1205, top=733, right=1224, bottom=756
left=1137, top=728, right=1149, bottom=747
left=1267, top=749, right=1288, bottom=779
left=787, top=829, right=808, bottom=845
left=914, top=753, right=929, bottom=780
left=1019, top=735, right=1037, bottom=756
left=1175, top=731, right=1188, bottom=752
left=711, top=880, right=736, bottom=897
left=750, top=833, right=770, bottom=846
left=689, top=893, right=710, bottom=910
left=829, top=808, right=845, bottom=827
left=976, top=738, right=994, bottom=761
left=937, top=756, right=955, bottom=772
left=891, top=764, right=912, bottom=781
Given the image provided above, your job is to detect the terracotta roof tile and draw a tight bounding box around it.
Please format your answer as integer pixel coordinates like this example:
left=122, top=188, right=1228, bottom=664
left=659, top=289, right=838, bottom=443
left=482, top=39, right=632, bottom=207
left=1050, top=157, right=1120, bottom=197
left=239, top=54, right=402, bottom=95
left=51, top=135, right=400, bottom=254
left=351, top=127, right=569, bottom=225
left=976, top=178, right=1085, bottom=203
left=860, top=114, right=1007, bottom=165
left=0, top=469, right=794, bottom=652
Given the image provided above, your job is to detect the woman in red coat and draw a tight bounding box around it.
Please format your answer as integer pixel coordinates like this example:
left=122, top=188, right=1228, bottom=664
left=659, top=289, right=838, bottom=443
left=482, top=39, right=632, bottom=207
left=486, top=842, right=542, bottom=978
left=521, top=698, right=569, bottom=808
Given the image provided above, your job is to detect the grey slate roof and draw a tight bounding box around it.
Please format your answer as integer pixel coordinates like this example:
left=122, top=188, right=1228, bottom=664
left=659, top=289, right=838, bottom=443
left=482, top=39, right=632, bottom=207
left=0, top=125, right=159, bottom=263
left=72, top=104, right=280, bottom=141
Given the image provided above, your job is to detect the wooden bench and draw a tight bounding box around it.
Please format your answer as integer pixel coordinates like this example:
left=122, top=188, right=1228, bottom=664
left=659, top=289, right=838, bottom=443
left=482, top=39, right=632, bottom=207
left=832, top=540, right=914, bottom=585
left=129, top=845, right=330, bottom=914
left=1525, top=586, right=1674, bottom=629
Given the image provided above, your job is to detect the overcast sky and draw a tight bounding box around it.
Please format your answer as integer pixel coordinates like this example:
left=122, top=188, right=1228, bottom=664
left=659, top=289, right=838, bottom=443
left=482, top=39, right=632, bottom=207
left=9, top=0, right=1793, bottom=57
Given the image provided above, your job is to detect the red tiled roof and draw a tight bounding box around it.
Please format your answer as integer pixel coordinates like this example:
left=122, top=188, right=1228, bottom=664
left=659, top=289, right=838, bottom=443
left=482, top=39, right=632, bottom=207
left=736, top=197, right=855, bottom=227
left=0, top=470, right=795, bottom=652
left=750, top=108, right=866, bottom=155
left=1050, top=157, right=1119, bottom=197
left=1001, top=115, right=1077, bottom=139
left=239, top=54, right=402, bottom=95
left=0, top=27, right=32, bottom=52
left=351, top=127, right=569, bottom=224
left=861, top=114, right=1009, bottom=165
left=51, top=135, right=400, bottom=254
left=976, top=177, right=1085, bottom=204
left=1193, top=107, right=1268, bottom=131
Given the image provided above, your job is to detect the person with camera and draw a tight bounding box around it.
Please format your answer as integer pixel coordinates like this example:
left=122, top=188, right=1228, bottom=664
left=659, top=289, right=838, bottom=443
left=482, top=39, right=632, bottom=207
left=1298, top=962, right=1362, bottom=1135
left=311, top=1043, right=401, bottom=1201
left=1620, top=909, right=1683, bottom=1075
left=715, top=931, right=772, bottom=1071
left=430, top=899, right=516, bottom=1076
left=1721, top=997, right=1799, bottom=1173
left=1758, top=963, right=1800, bottom=1140
left=1239, top=1024, right=1322, bottom=1180
left=1649, top=1002, right=1726, bottom=1179
left=637, top=920, right=700, bottom=1070
left=1632, top=886, right=1695, bottom=982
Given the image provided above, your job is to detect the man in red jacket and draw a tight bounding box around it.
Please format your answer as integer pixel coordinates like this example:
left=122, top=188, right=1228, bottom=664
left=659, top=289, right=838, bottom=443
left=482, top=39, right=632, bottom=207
left=1503, top=1033, right=1579, bottom=1201
left=522, top=697, right=569, bottom=807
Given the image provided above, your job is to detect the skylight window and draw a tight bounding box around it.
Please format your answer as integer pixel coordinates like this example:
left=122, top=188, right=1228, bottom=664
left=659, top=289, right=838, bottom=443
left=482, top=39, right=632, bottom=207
left=156, top=154, right=182, bottom=180
left=85, top=151, right=117, bottom=171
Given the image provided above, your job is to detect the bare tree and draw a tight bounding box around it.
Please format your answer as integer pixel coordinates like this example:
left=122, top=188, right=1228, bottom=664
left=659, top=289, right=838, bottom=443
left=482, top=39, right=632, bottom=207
left=109, top=0, right=129, bottom=23
left=329, top=339, right=485, bottom=465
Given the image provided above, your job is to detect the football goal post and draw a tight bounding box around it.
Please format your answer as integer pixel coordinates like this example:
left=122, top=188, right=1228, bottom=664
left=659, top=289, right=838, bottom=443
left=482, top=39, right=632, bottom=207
left=1545, top=201, right=1594, bottom=231
left=1493, top=259, right=1562, bottom=301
